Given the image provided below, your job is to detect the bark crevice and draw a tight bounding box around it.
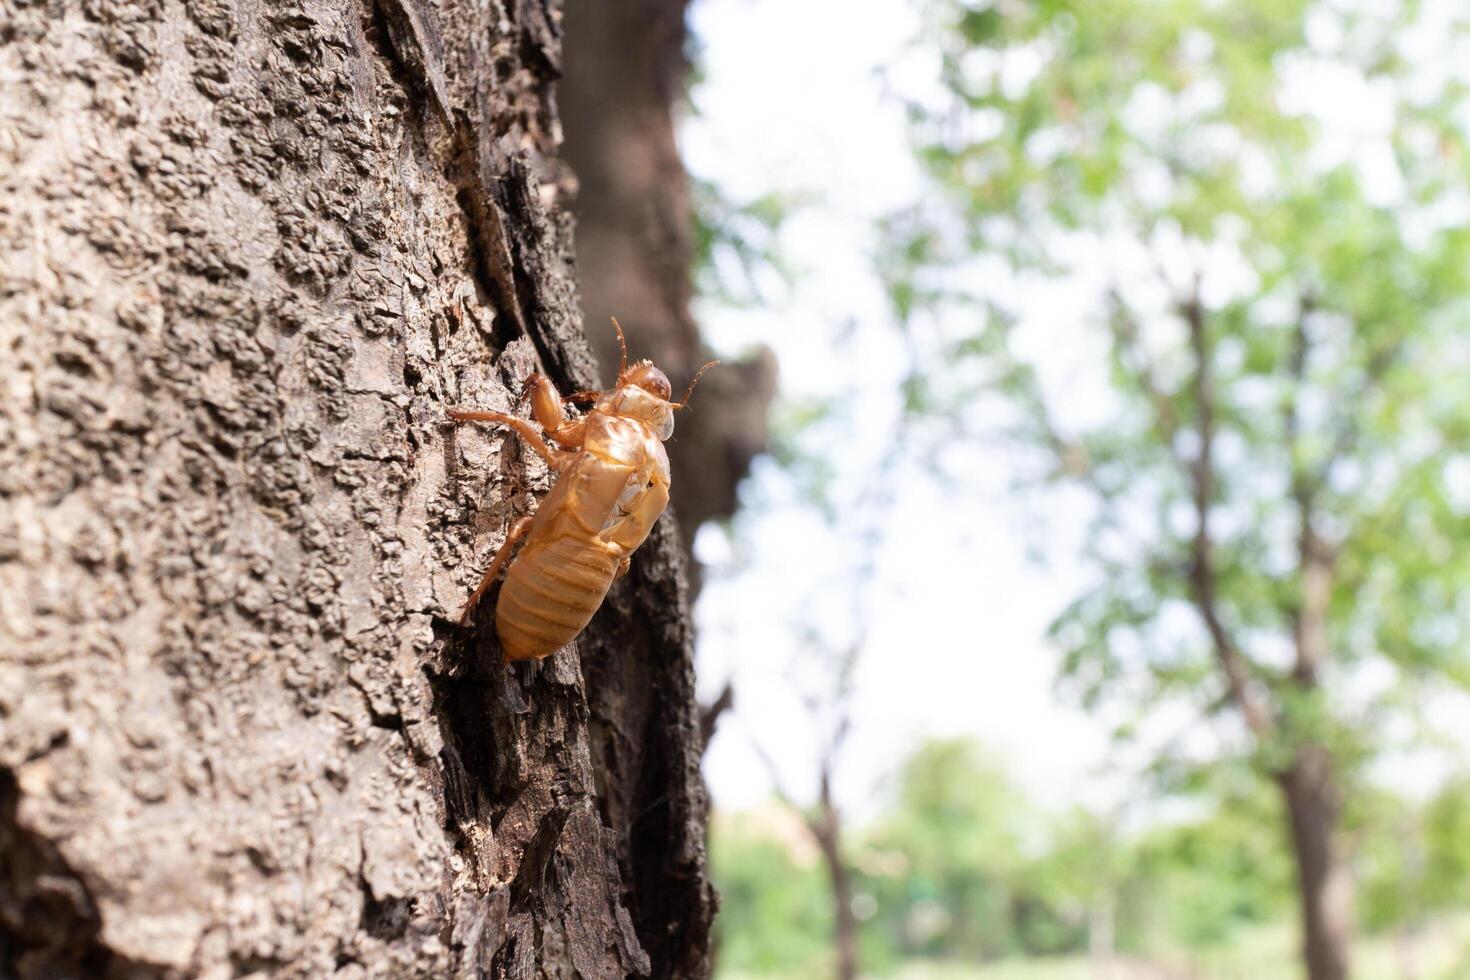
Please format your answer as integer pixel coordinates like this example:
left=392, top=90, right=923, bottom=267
left=0, top=769, right=112, bottom=979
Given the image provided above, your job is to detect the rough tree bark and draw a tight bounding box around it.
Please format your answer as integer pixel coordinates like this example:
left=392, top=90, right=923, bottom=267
left=0, top=1, right=713, bottom=977
left=558, top=0, right=777, bottom=591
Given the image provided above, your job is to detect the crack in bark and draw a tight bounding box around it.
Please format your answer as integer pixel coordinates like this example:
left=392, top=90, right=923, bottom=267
left=0, top=770, right=120, bottom=979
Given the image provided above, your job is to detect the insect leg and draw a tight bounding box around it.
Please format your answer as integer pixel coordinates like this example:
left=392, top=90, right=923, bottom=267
left=521, top=373, right=589, bottom=450
left=460, top=515, right=533, bottom=627
left=546, top=420, right=586, bottom=451
left=448, top=409, right=556, bottom=463
left=614, top=557, right=631, bottom=581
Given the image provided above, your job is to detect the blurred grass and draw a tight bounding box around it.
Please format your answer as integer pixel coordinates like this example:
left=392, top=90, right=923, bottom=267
left=718, top=913, right=1470, bottom=980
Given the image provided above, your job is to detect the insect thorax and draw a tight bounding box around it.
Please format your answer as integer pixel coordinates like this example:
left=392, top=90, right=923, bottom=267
left=599, top=385, right=674, bottom=440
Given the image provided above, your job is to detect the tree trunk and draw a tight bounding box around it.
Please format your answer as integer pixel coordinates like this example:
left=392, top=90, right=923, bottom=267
left=0, top=1, right=713, bottom=977
left=809, top=776, right=857, bottom=980
left=559, top=0, right=777, bottom=592
left=1279, top=746, right=1353, bottom=980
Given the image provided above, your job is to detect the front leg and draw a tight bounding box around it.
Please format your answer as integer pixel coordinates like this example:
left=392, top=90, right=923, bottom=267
left=461, top=515, right=534, bottom=626
left=448, top=409, right=557, bottom=464
left=522, top=372, right=589, bottom=450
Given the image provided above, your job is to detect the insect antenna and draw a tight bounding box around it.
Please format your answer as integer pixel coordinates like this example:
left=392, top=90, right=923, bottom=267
left=669, top=360, right=720, bottom=410
left=610, top=317, right=629, bottom=381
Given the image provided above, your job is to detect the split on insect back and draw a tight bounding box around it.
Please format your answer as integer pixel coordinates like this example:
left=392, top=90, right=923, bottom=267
left=448, top=318, right=718, bottom=663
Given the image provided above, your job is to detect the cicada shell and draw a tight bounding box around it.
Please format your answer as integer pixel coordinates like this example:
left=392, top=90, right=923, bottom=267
left=450, top=321, right=716, bottom=661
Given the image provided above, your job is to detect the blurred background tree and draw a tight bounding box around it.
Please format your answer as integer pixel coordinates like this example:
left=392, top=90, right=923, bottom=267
left=881, top=1, right=1470, bottom=976
left=640, top=0, right=1470, bottom=975
left=711, top=807, right=836, bottom=976
left=864, top=739, right=1041, bottom=960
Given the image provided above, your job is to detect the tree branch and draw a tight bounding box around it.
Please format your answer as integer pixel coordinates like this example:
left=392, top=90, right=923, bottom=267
left=1183, top=297, right=1275, bottom=737
left=1280, top=299, right=1337, bottom=685
left=1283, top=301, right=1401, bottom=684
left=1292, top=503, right=1336, bottom=685
left=809, top=763, right=846, bottom=863
left=1282, top=297, right=1313, bottom=481
left=699, top=681, right=735, bottom=756
left=1312, top=338, right=1403, bottom=494
left=1107, top=291, right=1179, bottom=447
left=746, top=724, right=802, bottom=812
left=1107, top=287, right=1275, bottom=735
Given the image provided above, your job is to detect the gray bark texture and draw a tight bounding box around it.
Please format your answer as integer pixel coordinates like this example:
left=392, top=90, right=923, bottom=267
left=0, top=1, right=714, bottom=977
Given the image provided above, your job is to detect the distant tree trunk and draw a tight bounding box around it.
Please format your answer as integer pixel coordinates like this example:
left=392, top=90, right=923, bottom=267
left=807, top=771, right=857, bottom=980
left=559, top=0, right=777, bottom=594
left=1279, top=746, right=1352, bottom=980
left=1278, top=513, right=1351, bottom=980
left=1185, top=306, right=1351, bottom=980
left=0, top=1, right=713, bottom=977
left=698, top=681, right=735, bottom=756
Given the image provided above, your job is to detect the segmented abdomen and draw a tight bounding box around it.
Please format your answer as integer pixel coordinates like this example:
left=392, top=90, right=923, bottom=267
left=496, top=533, right=619, bottom=662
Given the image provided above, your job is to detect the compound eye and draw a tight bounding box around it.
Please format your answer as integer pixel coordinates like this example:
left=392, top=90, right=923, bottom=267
left=628, top=363, right=672, bottom=401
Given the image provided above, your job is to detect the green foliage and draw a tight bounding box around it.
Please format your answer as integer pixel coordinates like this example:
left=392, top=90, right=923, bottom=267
left=691, top=176, right=798, bottom=309
left=713, top=737, right=1340, bottom=974
left=1124, top=791, right=1293, bottom=947
left=1355, top=775, right=1470, bottom=933
left=1423, top=776, right=1470, bottom=909
left=863, top=738, right=1067, bottom=960
left=876, top=738, right=1031, bottom=879
left=760, top=396, right=844, bottom=519
left=711, top=810, right=834, bottom=976
left=898, top=0, right=1470, bottom=781
left=885, top=6, right=1470, bottom=963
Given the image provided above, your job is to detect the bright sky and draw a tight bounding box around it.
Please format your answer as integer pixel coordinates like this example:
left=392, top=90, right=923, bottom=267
left=681, top=0, right=1117, bottom=818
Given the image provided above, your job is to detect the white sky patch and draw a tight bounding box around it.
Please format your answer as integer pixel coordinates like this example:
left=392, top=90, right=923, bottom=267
left=1276, top=53, right=1405, bottom=206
